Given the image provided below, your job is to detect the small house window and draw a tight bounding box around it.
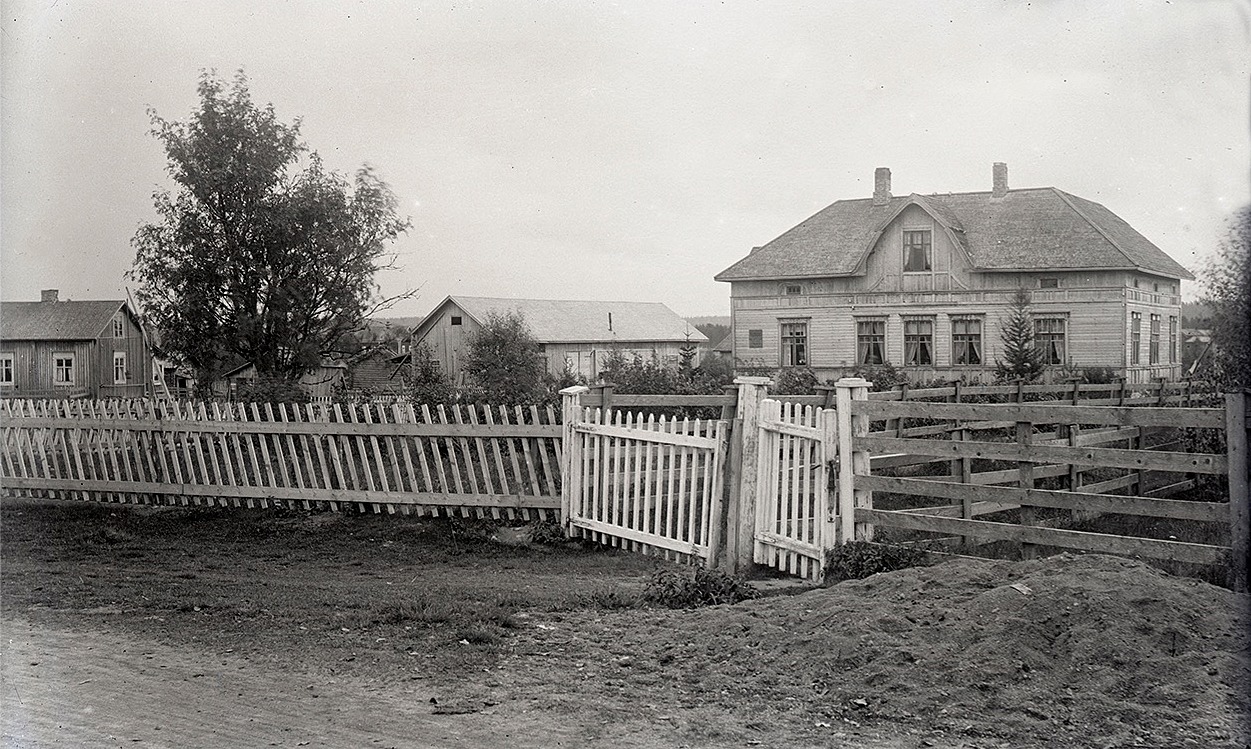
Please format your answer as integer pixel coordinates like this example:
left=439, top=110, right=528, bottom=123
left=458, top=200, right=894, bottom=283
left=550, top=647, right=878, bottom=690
left=780, top=321, right=807, bottom=367
left=112, top=317, right=124, bottom=338
left=1169, top=316, right=1178, bottom=363
left=747, top=329, right=763, bottom=349
left=902, top=230, right=932, bottom=272
left=53, top=353, right=75, bottom=385
left=0, top=354, right=13, bottom=385
left=450, top=316, right=462, bottom=326
left=114, top=352, right=127, bottom=384
left=951, top=317, right=982, bottom=365
left=1038, top=278, right=1059, bottom=289
left=1132, top=278, right=1140, bottom=288
left=1034, top=318, right=1066, bottom=366
left=903, top=318, right=933, bottom=366
left=1149, top=314, right=1161, bottom=364
left=784, top=284, right=802, bottom=296
left=1152, top=282, right=1160, bottom=293
left=856, top=319, right=886, bottom=365
left=1130, top=312, right=1141, bottom=365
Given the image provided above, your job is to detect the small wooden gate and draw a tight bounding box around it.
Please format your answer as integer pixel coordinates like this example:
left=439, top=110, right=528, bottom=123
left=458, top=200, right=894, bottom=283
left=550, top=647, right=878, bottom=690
left=561, top=398, right=730, bottom=565
left=754, top=399, right=838, bottom=581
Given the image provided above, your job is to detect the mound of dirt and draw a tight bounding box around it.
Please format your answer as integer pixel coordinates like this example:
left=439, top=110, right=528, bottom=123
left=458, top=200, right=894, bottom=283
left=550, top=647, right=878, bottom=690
left=520, top=553, right=1249, bottom=748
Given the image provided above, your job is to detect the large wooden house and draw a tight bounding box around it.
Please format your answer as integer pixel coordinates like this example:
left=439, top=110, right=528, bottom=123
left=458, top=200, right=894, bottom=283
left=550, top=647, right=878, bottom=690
left=715, top=164, right=1192, bottom=384
left=410, top=296, right=706, bottom=381
left=0, top=290, right=152, bottom=399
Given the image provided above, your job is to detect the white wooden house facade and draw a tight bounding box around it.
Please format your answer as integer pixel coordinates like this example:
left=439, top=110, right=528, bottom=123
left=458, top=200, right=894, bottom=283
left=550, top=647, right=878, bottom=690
left=715, top=165, right=1191, bottom=384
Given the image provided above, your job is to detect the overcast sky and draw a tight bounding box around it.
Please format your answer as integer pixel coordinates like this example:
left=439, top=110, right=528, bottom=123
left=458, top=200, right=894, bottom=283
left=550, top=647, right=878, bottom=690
left=2, top=0, right=1248, bottom=317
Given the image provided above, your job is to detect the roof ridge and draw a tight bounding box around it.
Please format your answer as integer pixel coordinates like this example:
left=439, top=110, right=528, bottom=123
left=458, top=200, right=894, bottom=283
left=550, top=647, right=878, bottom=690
left=1047, top=188, right=1140, bottom=270
left=453, top=295, right=670, bottom=306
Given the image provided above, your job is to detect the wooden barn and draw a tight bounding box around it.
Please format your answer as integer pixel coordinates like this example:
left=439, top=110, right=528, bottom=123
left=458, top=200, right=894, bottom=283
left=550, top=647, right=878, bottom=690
left=715, top=164, right=1192, bottom=384
left=410, top=296, right=706, bottom=382
left=0, top=289, right=152, bottom=399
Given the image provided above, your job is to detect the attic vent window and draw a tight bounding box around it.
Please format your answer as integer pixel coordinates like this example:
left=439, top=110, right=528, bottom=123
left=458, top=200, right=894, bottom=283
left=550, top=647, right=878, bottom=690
left=902, top=230, right=932, bottom=272
left=450, top=316, right=462, bottom=326
left=1038, top=278, right=1059, bottom=289
left=784, top=284, right=802, bottom=296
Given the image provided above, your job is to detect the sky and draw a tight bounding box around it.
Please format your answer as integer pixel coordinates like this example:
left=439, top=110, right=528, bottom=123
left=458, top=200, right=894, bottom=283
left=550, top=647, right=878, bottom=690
left=2, top=1, right=1248, bottom=318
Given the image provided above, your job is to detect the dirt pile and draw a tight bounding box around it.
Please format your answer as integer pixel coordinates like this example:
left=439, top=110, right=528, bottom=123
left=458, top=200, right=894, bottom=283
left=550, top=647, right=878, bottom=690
left=521, top=554, right=1249, bottom=748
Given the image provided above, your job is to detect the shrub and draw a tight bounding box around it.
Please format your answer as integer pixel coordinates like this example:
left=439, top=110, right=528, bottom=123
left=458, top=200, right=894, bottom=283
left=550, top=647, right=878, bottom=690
left=825, top=541, right=928, bottom=583
left=849, top=362, right=907, bottom=391
left=235, top=376, right=311, bottom=404
left=640, top=566, right=758, bottom=608
left=398, top=342, right=458, bottom=404
left=773, top=367, right=820, bottom=395
left=527, top=519, right=568, bottom=546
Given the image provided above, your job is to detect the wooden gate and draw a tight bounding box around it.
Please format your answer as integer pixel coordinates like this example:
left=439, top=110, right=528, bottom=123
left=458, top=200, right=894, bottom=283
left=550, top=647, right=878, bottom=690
left=561, top=393, right=730, bottom=564
left=754, top=399, right=838, bottom=581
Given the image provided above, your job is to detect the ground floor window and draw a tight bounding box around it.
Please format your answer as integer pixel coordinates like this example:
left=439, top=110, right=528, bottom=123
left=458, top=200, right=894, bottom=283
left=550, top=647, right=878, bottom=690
left=1168, top=315, right=1177, bottom=364
left=903, top=318, right=933, bottom=366
left=1034, top=318, right=1066, bottom=365
left=53, top=353, right=75, bottom=385
left=0, top=353, right=13, bottom=385
left=951, top=316, right=982, bottom=365
left=1130, top=312, right=1141, bottom=365
left=748, top=329, right=763, bottom=348
left=780, top=321, right=807, bottom=366
left=856, top=319, right=886, bottom=365
left=114, top=352, right=127, bottom=384
left=1149, top=314, right=1161, bottom=364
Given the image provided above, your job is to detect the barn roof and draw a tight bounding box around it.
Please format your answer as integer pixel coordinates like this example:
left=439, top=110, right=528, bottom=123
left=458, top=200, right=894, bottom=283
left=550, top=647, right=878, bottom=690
left=416, top=296, right=707, bottom=345
left=0, top=299, right=128, bottom=341
left=715, top=187, right=1193, bottom=282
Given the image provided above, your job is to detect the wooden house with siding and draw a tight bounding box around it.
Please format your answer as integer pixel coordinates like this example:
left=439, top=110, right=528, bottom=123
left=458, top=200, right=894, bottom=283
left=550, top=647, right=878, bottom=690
left=0, top=290, right=152, bottom=399
left=715, top=164, right=1192, bottom=385
left=410, top=296, right=706, bottom=382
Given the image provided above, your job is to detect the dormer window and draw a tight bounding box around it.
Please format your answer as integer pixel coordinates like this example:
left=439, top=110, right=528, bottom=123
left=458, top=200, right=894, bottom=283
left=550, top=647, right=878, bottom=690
left=902, top=230, right=931, bottom=272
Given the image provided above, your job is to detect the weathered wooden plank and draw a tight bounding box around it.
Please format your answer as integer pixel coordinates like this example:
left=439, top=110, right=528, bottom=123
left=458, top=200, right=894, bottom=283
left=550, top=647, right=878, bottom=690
left=0, top=415, right=563, bottom=438
left=572, top=421, right=719, bottom=450
left=569, top=515, right=706, bottom=558
left=753, top=528, right=822, bottom=559
left=759, top=418, right=823, bottom=440
left=850, top=400, right=1225, bottom=429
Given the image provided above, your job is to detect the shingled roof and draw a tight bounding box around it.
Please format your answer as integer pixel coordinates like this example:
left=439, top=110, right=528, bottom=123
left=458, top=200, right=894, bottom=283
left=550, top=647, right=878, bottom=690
left=417, top=296, right=706, bottom=344
left=715, top=186, right=1193, bottom=282
left=1, top=299, right=128, bottom=341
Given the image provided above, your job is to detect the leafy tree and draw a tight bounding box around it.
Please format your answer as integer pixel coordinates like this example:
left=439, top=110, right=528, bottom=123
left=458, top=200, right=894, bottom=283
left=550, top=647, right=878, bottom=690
left=399, top=342, right=457, bottom=405
left=463, top=311, right=546, bottom=404
left=1199, top=206, right=1250, bottom=390
left=129, top=71, right=411, bottom=398
left=994, top=287, right=1045, bottom=383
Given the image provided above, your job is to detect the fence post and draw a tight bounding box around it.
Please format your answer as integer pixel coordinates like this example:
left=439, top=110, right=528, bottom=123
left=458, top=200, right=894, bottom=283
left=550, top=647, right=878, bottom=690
left=726, top=376, right=771, bottom=573
left=835, top=377, right=873, bottom=543
left=1227, top=391, right=1249, bottom=594
left=559, top=386, right=589, bottom=532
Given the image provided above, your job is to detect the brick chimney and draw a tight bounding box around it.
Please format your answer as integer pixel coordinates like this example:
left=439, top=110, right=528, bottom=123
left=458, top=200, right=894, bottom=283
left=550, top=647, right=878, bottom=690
left=872, top=167, right=892, bottom=206
left=40, top=289, right=59, bottom=303
left=992, top=162, right=1008, bottom=198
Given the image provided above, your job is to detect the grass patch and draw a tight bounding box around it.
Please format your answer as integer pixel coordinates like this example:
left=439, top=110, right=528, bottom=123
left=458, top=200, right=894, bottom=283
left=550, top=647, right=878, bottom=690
left=825, top=541, right=928, bottom=583
left=640, top=567, right=757, bottom=608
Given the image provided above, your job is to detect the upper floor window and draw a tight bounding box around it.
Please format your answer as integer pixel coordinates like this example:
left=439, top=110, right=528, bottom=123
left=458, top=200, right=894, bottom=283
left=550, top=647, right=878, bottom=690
left=0, top=353, right=13, bottom=385
left=114, top=352, right=127, bottom=384
left=112, top=317, right=124, bottom=338
left=1152, top=282, right=1160, bottom=293
left=951, top=316, right=983, bottom=365
left=1034, top=318, right=1066, bottom=365
left=783, top=284, right=803, bottom=296
left=780, top=321, right=807, bottom=366
left=1130, top=312, right=1141, bottom=365
left=903, top=318, right=933, bottom=366
left=53, top=353, right=75, bottom=385
left=747, top=329, right=763, bottom=349
left=450, top=316, right=463, bottom=326
left=1038, top=278, right=1059, bottom=289
left=902, top=230, right=932, bottom=272
left=856, top=319, right=886, bottom=365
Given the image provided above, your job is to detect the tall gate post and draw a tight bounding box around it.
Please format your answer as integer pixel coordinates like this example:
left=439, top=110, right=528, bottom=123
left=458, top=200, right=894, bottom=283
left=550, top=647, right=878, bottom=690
left=559, top=386, right=589, bottom=532
left=725, top=376, right=772, bottom=573
left=1227, top=390, right=1249, bottom=594
left=835, top=378, right=873, bottom=542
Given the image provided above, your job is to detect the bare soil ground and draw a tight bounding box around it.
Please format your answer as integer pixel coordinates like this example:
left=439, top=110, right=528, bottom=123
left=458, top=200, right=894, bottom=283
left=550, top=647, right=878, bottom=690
left=2, top=497, right=1247, bottom=748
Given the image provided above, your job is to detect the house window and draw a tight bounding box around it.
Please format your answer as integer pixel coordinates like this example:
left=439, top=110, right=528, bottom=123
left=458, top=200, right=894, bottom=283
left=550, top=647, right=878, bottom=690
left=1169, top=316, right=1178, bottom=363
left=856, top=319, right=886, bottom=365
left=0, top=354, right=13, bottom=385
left=53, top=353, right=75, bottom=385
left=903, top=318, right=933, bottom=366
left=1130, top=312, right=1141, bottom=365
left=780, top=321, right=807, bottom=367
left=1149, top=314, right=1160, bottom=364
left=1034, top=318, right=1066, bottom=366
left=902, top=230, right=932, bottom=272
left=450, top=316, right=462, bottom=326
left=783, top=284, right=802, bottom=296
left=951, top=316, right=982, bottom=366
left=1152, top=282, right=1160, bottom=293
left=747, top=329, right=763, bottom=349
left=114, top=352, right=127, bottom=384
left=112, top=317, right=124, bottom=338
left=1038, top=278, right=1059, bottom=289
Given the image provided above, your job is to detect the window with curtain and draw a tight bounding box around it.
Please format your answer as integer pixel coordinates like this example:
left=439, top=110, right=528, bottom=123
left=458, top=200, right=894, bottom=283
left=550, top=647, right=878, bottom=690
left=1149, top=314, right=1160, bottom=364
left=951, top=317, right=982, bottom=365
left=903, top=318, right=933, bottom=366
left=1034, top=318, right=1066, bottom=365
left=857, top=319, right=886, bottom=365
left=1130, top=312, right=1141, bottom=365
left=53, top=353, right=75, bottom=384
left=780, top=321, right=807, bottom=366
left=902, top=230, right=931, bottom=272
